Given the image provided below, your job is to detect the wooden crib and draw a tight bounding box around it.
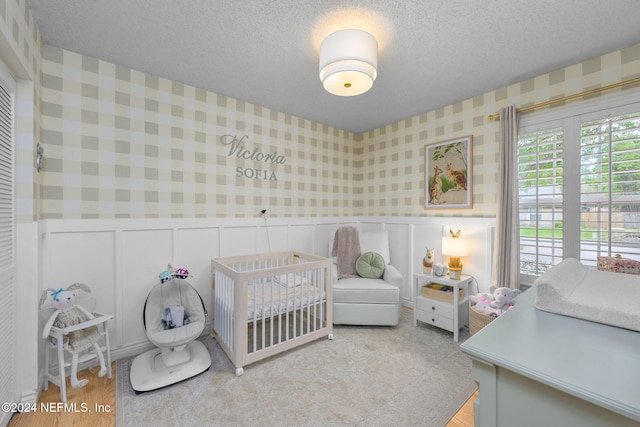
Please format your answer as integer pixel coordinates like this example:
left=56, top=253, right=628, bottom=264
left=211, top=251, right=332, bottom=376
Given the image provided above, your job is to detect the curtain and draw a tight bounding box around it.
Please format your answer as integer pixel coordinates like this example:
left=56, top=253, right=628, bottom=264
left=494, top=105, right=520, bottom=288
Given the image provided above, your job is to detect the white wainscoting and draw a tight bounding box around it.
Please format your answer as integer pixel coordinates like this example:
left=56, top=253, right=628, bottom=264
left=38, top=216, right=495, bottom=363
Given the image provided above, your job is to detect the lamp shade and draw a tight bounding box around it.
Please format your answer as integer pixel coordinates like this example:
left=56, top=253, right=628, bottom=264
left=319, top=29, right=378, bottom=96
left=442, top=237, right=468, bottom=257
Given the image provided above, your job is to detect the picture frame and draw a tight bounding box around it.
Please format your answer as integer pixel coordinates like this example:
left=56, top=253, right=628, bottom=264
left=425, top=135, right=472, bottom=209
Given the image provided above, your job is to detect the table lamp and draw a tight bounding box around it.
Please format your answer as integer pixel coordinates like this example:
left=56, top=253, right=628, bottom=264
left=442, top=229, right=468, bottom=280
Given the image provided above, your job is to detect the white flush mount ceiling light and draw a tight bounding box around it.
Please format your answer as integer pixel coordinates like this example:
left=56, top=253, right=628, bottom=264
left=319, top=29, right=378, bottom=96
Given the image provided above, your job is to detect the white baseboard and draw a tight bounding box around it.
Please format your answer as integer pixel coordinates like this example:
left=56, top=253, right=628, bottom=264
left=110, top=321, right=213, bottom=361
left=110, top=341, right=156, bottom=362
left=0, top=411, right=11, bottom=427
left=19, top=389, right=38, bottom=405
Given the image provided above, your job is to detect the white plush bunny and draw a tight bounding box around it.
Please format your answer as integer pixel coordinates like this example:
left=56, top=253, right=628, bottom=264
left=40, top=283, right=107, bottom=389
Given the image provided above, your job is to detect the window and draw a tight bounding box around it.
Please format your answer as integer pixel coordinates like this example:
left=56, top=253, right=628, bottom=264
left=579, top=113, right=640, bottom=266
left=517, top=95, right=640, bottom=282
left=517, top=127, right=564, bottom=277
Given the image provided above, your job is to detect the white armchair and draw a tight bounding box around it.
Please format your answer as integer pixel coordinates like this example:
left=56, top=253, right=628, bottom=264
left=330, top=229, right=402, bottom=326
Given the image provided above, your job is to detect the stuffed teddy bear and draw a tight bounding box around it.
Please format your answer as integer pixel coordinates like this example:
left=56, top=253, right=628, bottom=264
left=488, top=285, right=521, bottom=310
left=470, top=285, right=521, bottom=316
left=40, top=283, right=107, bottom=389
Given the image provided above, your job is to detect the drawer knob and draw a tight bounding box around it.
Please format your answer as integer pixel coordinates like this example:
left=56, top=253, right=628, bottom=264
left=431, top=318, right=435, bottom=322
left=431, top=306, right=435, bottom=310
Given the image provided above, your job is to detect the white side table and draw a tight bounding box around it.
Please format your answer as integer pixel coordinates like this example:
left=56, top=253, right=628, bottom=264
left=413, top=273, right=472, bottom=342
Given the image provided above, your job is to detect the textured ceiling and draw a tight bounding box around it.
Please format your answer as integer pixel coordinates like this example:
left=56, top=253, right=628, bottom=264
left=27, top=0, right=640, bottom=133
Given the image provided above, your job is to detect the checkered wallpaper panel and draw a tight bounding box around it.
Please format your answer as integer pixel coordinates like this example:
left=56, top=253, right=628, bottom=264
left=40, top=42, right=640, bottom=219
left=356, top=43, right=640, bottom=218
left=0, top=0, right=43, bottom=223
left=41, top=46, right=357, bottom=218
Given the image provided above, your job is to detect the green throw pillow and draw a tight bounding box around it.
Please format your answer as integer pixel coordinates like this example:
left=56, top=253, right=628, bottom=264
left=356, top=252, right=385, bottom=279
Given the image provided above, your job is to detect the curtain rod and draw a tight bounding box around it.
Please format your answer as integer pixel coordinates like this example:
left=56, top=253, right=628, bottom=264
left=487, top=76, right=640, bottom=121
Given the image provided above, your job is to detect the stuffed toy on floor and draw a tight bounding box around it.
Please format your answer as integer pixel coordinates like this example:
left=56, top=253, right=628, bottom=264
left=40, top=283, right=108, bottom=389
left=489, top=286, right=521, bottom=310
left=470, top=285, right=522, bottom=316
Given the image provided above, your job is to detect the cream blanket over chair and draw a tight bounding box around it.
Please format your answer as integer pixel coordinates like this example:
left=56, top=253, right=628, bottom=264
left=332, top=226, right=361, bottom=279
left=534, top=258, right=640, bottom=332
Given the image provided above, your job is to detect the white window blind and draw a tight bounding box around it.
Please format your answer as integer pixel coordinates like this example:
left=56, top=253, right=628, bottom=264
left=580, top=112, right=640, bottom=266
left=517, top=127, right=564, bottom=276
left=517, top=95, right=640, bottom=282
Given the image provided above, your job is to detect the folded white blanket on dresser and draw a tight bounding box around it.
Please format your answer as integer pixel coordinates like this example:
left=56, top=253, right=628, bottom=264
left=534, top=258, right=640, bottom=331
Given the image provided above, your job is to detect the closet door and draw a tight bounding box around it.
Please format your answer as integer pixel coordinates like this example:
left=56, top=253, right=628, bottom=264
left=0, top=58, right=16, bottom=413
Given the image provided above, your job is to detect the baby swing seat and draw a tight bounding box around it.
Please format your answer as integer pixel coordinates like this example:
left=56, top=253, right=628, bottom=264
left=129, top=278, right=211, bottom=393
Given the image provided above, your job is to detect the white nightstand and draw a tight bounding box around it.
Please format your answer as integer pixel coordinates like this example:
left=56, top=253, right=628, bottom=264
left=413, top=273, right=472, bottom=342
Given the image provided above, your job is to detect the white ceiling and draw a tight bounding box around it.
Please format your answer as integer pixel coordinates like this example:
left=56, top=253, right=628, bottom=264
left=27, top=0, right=640, bottom=133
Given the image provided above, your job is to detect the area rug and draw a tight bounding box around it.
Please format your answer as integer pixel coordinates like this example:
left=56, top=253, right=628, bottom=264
left=117, top=309, right=476, bottom=426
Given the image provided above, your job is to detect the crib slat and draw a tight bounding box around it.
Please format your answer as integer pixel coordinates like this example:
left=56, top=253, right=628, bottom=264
left=268, top=276, right=273, bottom=349
left=260, top=277, right=265, bottom=351
left=251, top=276, right=257, bottom=353
left=308, top=269, right=313, bottom=333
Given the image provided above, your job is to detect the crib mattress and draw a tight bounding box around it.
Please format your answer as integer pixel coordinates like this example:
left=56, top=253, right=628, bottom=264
left=247, top=275, right=326, bottom=321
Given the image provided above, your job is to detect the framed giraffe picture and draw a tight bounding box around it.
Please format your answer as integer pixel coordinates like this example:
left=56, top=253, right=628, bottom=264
left=424, top=135, right=472, bottom=209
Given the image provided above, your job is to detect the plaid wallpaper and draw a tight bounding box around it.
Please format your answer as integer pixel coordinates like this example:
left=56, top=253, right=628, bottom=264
left=359, top=43, right=640, bottom=218
left=41, top=46, right=356, bottom=219
left=40, top=42, right=640, bottom=219
left=0, top=0, right=43, bottom=223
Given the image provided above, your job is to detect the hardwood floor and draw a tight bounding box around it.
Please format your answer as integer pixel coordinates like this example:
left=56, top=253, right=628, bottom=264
left=8, top=363, right=116, bottom=427
left=446, top=390, right=477, bottom=427
left=7, top=361, right=473, bottom=427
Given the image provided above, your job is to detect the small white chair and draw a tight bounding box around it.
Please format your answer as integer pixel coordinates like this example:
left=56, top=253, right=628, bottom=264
left=40, top=285, right=113, bottom=402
